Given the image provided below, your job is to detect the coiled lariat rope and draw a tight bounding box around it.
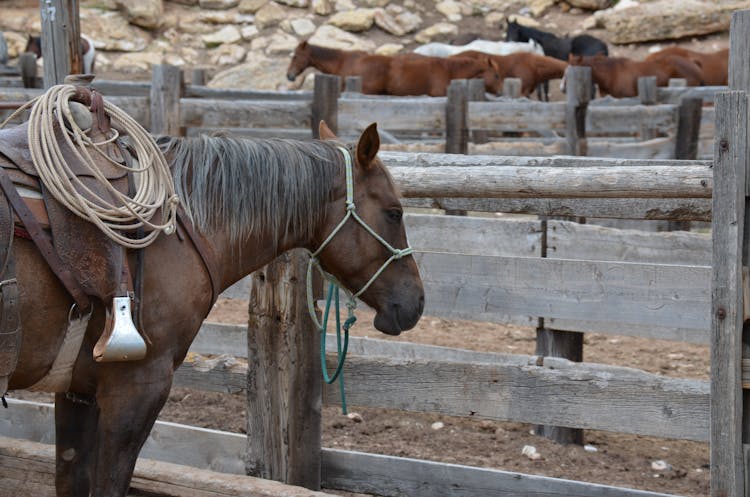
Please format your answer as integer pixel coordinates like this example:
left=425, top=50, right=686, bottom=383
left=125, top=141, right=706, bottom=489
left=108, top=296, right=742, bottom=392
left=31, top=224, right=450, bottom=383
left=306, top=146, right=414, bottom=414
left=1, top=84, right=178, bottom=249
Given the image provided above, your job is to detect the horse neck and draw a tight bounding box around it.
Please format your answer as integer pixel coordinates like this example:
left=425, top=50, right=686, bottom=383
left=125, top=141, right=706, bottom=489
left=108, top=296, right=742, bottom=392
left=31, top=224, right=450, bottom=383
left=446, top=57, right=484, bottom=78
left=308, top=45, right=351, bottom=74
left=534, top=56, right=567, bottom=79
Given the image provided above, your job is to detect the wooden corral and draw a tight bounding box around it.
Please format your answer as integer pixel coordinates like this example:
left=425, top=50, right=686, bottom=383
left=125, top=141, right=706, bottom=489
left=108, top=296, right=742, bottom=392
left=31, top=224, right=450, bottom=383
left=1, top=11, right=748, bottom=497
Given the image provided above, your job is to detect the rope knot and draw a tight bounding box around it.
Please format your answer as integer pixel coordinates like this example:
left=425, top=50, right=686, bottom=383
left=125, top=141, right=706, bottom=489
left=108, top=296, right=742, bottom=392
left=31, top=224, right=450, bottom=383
left=346, top=201, right=356, bottom=211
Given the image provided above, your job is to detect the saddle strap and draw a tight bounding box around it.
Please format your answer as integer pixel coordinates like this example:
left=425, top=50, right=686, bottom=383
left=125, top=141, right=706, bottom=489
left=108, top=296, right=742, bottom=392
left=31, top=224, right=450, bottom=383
left=0, top=168, right=91, bottom=311
left=177, top=209, right=221, bottom=306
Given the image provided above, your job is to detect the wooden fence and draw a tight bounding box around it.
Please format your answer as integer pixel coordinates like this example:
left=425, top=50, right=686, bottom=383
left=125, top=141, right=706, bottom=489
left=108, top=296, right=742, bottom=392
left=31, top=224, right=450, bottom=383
left=0, top=17, right=747, bottom=497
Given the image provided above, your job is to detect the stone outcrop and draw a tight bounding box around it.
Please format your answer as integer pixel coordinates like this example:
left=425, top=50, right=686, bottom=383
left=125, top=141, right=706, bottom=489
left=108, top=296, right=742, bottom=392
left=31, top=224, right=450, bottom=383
left=593, top=0, right=750, bottom=44
left=115, top=0, right=163, bottom=29
left=307, top=24, right=376, bottom=51
left=327, top=9, right=376, bottom=32
left=566, top=0, right=614, bottom=10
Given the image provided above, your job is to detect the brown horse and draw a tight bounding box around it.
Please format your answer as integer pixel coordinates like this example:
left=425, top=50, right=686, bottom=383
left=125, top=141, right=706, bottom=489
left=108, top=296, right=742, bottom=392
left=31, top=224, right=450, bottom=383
left=286, top=41, right=502, bottom=96
left=568, top=54, right=704, bottom=98
left=5, top=120, right=424, bottom=496
left=453, top=50, right=568, bottom=97
left=645, top=46, right=728, bottom=86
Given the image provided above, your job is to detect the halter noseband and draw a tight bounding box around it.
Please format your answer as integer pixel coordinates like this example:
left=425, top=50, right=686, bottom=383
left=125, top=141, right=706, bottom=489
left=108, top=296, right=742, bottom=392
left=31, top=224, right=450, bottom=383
left=305, top=146, right=414, bottom=328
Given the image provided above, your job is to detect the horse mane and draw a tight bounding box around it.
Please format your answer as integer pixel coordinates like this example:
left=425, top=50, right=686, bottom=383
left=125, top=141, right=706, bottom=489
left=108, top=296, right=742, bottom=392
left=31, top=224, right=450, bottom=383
left=158, top=134, right=342, bottom=247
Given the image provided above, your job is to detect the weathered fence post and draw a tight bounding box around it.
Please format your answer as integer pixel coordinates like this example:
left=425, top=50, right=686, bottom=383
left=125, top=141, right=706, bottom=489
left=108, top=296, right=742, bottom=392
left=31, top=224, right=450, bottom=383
left=502, top=77, right=522, bottom=98
left=191, top=68, right=206, bottom=86
left=0, top=32, right=7, bottom=67
left=468, top=78, right=487, bottom=145
left=344, top=76, right=362, bottom=93
left=445, top=79, right=468, bottom=154
left=312, top=73, right=340, bottom=138
left=668, top=96, right=703, bottom=232
left=39, top=0, right=82, bottom=88
left=565, top=66, right=591, bottom=157
left=19, top=53, right=38, bottom=89
left=150, top=64, right=183, bottom=136
left=445, top=79, right=468, bottom=216
left=637, top=76, right=658, bottom=140
left=711, top=10, right=750, bottom=497
left=535, top=65, right=590, bottom=446
left=246, top=250, right=322, bottom=489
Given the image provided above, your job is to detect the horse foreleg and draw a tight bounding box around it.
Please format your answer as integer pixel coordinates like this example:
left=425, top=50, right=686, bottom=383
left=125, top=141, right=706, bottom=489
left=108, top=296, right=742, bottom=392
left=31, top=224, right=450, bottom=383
left=90, top=364, right=174, bottom=497
left=55, top=392, right=100, bottom=497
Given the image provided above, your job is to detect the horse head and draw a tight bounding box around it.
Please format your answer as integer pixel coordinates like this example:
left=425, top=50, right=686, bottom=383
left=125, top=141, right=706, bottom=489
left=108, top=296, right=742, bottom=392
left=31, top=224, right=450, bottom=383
left=24, top=35, right=42, bottom=57
left=315, top=121, right=424, bottom=335
left=287, top=40, right=311, bottom=81
left=505, top=17, right=525, bottom=42
left=482, top=56, right=504, bottom=95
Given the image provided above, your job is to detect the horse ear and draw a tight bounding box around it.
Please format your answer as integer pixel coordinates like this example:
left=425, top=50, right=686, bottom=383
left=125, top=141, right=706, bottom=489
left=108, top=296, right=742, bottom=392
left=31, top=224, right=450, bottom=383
left=318, top=120, right=337, bottom=140
left=356, top=123, right=380, bottom=171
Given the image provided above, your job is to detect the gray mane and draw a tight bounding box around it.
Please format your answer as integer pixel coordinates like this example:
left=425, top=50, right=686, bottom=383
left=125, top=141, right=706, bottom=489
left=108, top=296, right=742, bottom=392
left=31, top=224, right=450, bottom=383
left=159, top=134, right=343, bottom=247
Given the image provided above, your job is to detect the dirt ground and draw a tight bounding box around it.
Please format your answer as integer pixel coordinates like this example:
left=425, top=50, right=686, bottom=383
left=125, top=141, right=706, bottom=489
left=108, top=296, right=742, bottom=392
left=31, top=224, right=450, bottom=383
left=151, top=297, right=711, bottom=497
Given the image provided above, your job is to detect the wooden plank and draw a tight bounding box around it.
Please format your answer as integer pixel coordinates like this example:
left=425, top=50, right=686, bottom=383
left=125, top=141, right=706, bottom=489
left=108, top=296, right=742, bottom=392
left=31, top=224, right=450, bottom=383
left=387, top=164, right=712, bottom=199
left=150, top=64, right=182, bottom=135
left=468, top=100, right=566, bottom=131
left=416, top=253, right=709, bottom=331
left=180, top=98, right=311, bottom=130
left=404, top=213, right=542, bottom=257
left=322, top=449, right=684, bottom=497
left=246, top=250, right=322, bottom=488
left=184, top=85, right=312, bottom=101
left=380, top=150, right=710, bottom=169
left=91, top=79, right=151, bottom=96
left=311, top=73, right=339, bottom=137
left=710, top=79, right=747, bottom=496
left=657, top=85, right=723, bottom=104
left=0, top=434, right=338, bottom=497
left=547, top=219, right=711, bottom=265
left=502, top=77, right=521, bottom=98
left=185, top=127, right=310, bottom=140
left=339, top=98, right=445, bottom=131
left=0, top=427, right=682, bottom=497
left=401, top=198, right=711, bottom=221
left=171, top=346, right=710, bottom=441
left=106, top=96, right=149, bottom=127
left=588, top=106, right=677, bottom=136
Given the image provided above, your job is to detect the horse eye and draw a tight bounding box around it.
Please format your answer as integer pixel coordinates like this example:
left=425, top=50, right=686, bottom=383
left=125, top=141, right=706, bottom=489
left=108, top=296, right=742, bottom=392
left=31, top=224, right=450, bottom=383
left=386, top=209, right=403, bottom=223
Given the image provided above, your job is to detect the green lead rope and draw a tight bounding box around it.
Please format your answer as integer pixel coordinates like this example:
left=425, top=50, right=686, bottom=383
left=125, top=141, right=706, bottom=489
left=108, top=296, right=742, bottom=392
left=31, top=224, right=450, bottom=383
left=319, top=282, right=355, bottom=414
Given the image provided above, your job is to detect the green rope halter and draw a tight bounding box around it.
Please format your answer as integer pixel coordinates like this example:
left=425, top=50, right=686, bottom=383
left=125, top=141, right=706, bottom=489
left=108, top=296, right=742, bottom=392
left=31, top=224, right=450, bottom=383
left=306, top=145, right=414, bottom=414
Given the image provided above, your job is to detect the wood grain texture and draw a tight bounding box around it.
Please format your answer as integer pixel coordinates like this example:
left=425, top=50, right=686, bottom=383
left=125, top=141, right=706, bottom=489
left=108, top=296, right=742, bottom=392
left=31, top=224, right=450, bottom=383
left=150, top=64, right=182, bottom=135
left=388, top=164, right=712, bottom=199
left=180, top=98, right=311, bottom=130
left=710, top=90, right=747, bottom=496
left=246, top=250, right=322, bottom=488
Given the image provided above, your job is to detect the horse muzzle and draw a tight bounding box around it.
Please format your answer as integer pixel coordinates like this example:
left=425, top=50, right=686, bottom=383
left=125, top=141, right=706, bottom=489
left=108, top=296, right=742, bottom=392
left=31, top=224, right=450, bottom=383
left=286, top=73, right=297, bottom=82
left=373, top=291, right=425, bottom=336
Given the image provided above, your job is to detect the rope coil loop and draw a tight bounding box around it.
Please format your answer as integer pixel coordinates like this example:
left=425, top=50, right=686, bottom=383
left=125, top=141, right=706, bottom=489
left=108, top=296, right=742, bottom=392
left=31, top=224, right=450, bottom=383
left=14, top=84, right=178, bottom=249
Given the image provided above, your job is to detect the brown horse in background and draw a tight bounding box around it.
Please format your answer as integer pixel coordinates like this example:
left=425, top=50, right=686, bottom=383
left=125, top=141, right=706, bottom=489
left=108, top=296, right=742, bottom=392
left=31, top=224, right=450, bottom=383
left=286, top=41, right=503, bottom=96
left=453, top=50, right=568, bottom=97
left=568, top=54, right=704, bottom=98
left=645, top=47, right=728, bottom=86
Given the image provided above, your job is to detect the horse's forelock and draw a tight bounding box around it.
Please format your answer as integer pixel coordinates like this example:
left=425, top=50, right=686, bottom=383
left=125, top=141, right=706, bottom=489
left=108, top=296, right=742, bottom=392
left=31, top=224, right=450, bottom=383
left=161, top=135, right=341, bottom=248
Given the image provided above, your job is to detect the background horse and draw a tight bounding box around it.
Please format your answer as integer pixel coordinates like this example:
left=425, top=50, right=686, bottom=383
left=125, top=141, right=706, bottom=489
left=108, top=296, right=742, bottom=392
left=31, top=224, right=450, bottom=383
left=413, top=39, right=543, bottom=57
left=568, top=54, right=705, bottom=98
left=6, top=119, right=424, bottom=496
left=645, top=46, right=728, bottom=86
left=455, top=50, right=568, bottom=98
left=385, top=54, right=503, bottom=96
left=505, top=18, right=609, bottom=60
left=287, top=41, right=503, bottom=96
left=25, top=34, right=97, bottom=74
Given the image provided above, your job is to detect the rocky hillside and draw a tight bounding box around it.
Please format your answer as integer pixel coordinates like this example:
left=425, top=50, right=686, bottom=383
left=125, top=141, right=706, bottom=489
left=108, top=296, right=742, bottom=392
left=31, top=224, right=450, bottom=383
left=0, top=0, right=744, bottom=93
